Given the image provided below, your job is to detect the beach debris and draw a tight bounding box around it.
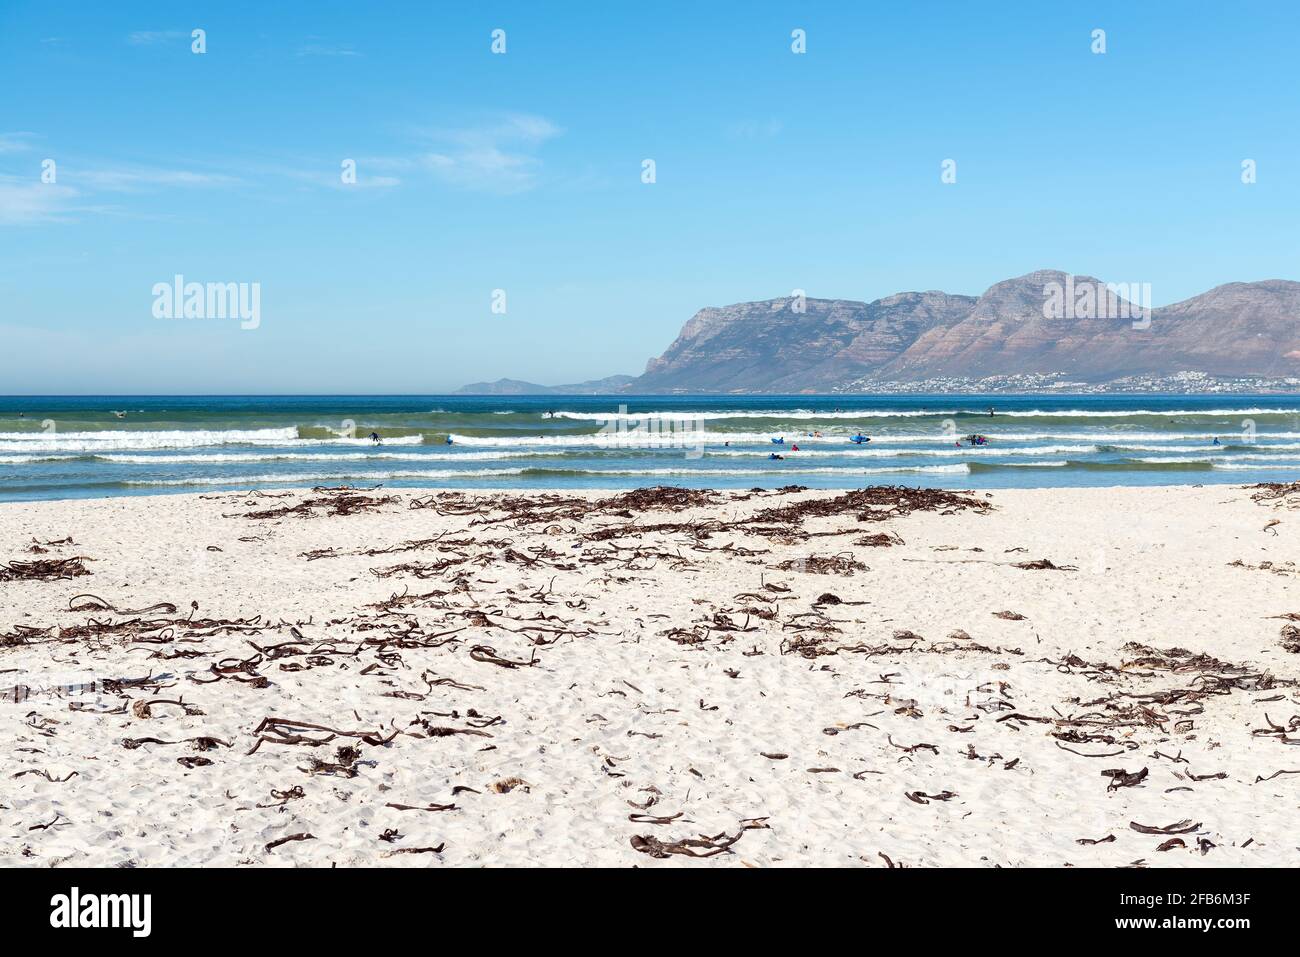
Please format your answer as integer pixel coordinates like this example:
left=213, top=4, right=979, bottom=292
left=855, top=532, right=904, bottom=547
left=247, top=716, right=398, bottom=754
left=67, top=594, right=177, bottom=615
left=1011, top=558, right=1077, bottom=571
left=469, top=645, right=537, bottom=669
left=1251, top=713, right=1300, bottom=744
left=236, top=486, right=400, bottom=520
left=24, top=536, right=75, bottom=554
left=888, top=736, right=939, bottom=755
left=630, top=830, right=744, bottom=859
left=28, top=813, right=71, bottom=831
left=773, top=553, right=867, bottom=576
left=1248, top=481, right=1300, bottom=507
left=0, top=557, right=92, bottom=581
left=905, top=790, right=957, bottom=804
left=1129, top=819, right=1201, bottom=835
left=302, top=745, right=363, bottom=778
left=746, top=486, right=991, bottom=528
left=11, top=769, right=78, bottom=783
left=1102, top=767, right=1149, bottom=790
left=1280, top=624, right=1300, bottom=654
left=1254, top=769, right=1300, bottom=783
left=265, top=832, right=316, bottom=853
left=383, top=844, right=445, bottom=857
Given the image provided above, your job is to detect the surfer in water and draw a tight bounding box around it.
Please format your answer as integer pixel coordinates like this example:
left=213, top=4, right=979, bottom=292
left=369, top=432, right=382, bottom=445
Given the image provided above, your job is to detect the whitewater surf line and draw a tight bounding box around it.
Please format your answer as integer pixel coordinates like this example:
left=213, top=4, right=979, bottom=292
left=10, top=394, right=1300, bottom=499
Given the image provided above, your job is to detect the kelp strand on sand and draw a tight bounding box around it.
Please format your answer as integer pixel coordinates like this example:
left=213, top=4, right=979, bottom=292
left=0, top=556, right=93, bottom=582
left=231, top=485, right=401, bottom=520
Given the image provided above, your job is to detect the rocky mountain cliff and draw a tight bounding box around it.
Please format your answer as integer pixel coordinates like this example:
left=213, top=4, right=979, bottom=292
left=630, top=270, right=1300, bottom=391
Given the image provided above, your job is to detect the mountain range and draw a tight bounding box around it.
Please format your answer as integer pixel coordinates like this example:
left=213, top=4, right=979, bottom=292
left=453, top=375, right=636, bottom=396
left=457, top=270, right=1300, bottom=393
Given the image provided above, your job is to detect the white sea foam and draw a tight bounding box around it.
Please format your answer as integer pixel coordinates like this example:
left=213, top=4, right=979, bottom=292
left=975, top=460, right=1070, bottom=468
left=978, top=407, right=1300, bottom=418
left=988, top=431, right=1300, bottom=443
left=1132, top=456, right=1217, bottom=464
left=0, top=429, right=425, bottom=453
left=448, top=429, right=1300, bottom=449
left=0, top=454, right=80, bottom=465
left=1219, top=452, right=1300, bottom=462
left=550, top=409, right=934, bottom=421
left=1137, top=454, right=1300, bottom=465
left=127, top=468, right=528, bottom=486
left=705, top=444, right=1097, bottom=458
left=447, top=431, right=726, bottom=448
left=447, top=430, right=966, bottom=448
left=97, top=450, right=563, bottom=465
left=538, top=464, right=972, bottom=476
left=1213, top=462, right=1300, bottom=470
left=1098, top=443, right=1295, bottom=452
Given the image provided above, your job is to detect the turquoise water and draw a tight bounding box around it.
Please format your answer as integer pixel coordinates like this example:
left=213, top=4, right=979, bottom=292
left=2, top=394, right=1299, bottom=501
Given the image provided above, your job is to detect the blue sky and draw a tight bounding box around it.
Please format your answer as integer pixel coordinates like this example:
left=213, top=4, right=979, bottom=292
left=2, top=1, right=1298, bottom=394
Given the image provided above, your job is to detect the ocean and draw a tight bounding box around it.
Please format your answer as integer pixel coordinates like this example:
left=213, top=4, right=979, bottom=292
left=2, top=394, right=1300, bottom=502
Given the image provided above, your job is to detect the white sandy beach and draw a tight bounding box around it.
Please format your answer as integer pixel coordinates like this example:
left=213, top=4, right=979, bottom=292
left=2, top=482, right=1298, bottom=867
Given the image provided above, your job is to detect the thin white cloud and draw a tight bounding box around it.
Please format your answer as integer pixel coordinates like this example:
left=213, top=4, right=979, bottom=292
left=298, top=43, right=361, bottom=57
left=279, top=163, right=401, bottom=190
left=0, top=161, right=238, bottom=224
left=0, top=176, right=81, bottom=225
left=127, top=30, right=189, bottom=45
left=0, top=114, right=560, bottom=221
left=75, top=166, right=241, bottom=190
left=415, top=114, right=563, bottom=193
left=0, top=132, right=38, bottom=153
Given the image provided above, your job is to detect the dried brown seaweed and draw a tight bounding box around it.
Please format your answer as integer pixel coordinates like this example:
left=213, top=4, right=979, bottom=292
left=238, top=486, right=400, bottom=520
left=0, top=557, right=93, bottom=581
left=630, top=830, right=743, bottom=859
